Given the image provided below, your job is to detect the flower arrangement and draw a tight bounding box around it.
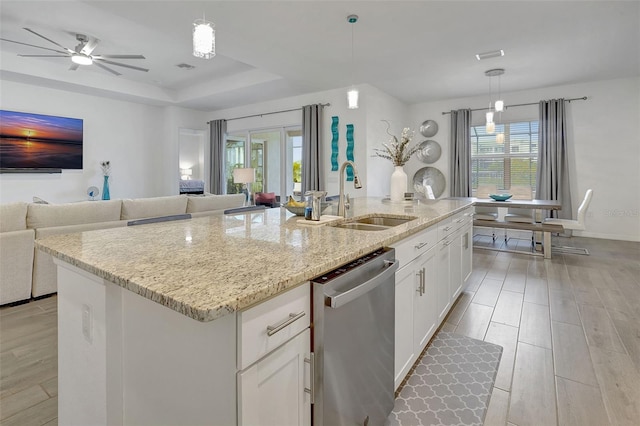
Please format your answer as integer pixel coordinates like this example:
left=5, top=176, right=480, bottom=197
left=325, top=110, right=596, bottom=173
left=100, top=160, right=111, bottom=176
left=373, top=122, right=419, bottom=167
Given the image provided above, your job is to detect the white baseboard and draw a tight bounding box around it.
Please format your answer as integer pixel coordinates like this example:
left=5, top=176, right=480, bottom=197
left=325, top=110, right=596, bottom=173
left=577, top=231, right=640, bottom=242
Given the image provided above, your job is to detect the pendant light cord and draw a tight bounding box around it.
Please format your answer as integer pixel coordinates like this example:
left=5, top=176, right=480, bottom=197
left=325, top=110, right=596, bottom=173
left=351, top=20, right=355, bottom=84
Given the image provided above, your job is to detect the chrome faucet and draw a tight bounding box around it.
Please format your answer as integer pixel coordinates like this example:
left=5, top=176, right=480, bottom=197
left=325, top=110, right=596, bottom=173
left=337, top=161, right=362, bottom=217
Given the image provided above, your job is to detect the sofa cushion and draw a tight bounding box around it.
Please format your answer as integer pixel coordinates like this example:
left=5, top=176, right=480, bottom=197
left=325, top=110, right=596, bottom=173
left=186, top=194, right=245, bottom=213
left=0, top=202, right=28, bottom=232
left=27, top=200, right=122, bottom=229
left=255, top=192, right=276, bottom=204
left=121, top=195, right=188, bottom=220
left=0, top=229, right=34, bottom=304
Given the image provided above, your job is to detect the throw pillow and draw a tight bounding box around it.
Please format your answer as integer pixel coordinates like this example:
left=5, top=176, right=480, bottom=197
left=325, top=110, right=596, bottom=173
left=32, top=196, right=49, bottom=204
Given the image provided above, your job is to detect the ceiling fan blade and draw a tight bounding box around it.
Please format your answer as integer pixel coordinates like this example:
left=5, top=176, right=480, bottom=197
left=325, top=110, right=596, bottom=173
left=18, top=54, right=69, bottom=58
left=0, top=38, right=69, bottom=54
left=95, top=58, right=149, bottom=72
left=23, top=28, right=73, bottom=53
left=92, top=54, right=145, bottom=60
left=69, top=63, right=80, bottom=71
left=93, top=61, right=121, bottom=76
left=80, top=37, right=99, bottom=55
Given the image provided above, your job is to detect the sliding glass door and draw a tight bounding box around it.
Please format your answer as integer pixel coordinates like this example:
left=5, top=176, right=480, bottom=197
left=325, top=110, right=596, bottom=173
left=226, top=127, right=301, bottom=202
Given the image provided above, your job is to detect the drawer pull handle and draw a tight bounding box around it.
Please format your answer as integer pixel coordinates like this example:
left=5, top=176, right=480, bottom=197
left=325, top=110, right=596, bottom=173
left=444, top=226, right=452, bottom=231
left=266, top=311, right=306, bottom=336
left=456, top=218, right=464, bottom=223
left=415, top=241, right=429, bottom=249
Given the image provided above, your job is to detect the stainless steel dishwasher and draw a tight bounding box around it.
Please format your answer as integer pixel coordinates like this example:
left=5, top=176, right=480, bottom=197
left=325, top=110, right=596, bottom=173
left=311, top=247, right=398, bottom=426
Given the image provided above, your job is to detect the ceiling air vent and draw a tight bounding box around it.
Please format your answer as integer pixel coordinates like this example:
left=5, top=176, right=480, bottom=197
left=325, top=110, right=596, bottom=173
left=176, top=63, right=196, bottom=70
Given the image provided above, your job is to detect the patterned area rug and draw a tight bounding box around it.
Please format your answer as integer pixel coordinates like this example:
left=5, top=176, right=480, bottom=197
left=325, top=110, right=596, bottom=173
left=386, top=331, right=503, bottom=426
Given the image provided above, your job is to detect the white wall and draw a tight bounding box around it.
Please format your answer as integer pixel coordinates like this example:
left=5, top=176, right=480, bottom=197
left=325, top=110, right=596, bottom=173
left=409, top=76, right=640, bottom=242
left=364, top=86, right=411, bottom=197
left=209, top=85, right=367, bottom=199
left=0, top=80, right=206, bottom=204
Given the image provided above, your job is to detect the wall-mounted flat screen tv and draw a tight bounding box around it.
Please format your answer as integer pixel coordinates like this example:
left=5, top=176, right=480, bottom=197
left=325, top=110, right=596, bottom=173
left=0, top=109, right=83, bottom=172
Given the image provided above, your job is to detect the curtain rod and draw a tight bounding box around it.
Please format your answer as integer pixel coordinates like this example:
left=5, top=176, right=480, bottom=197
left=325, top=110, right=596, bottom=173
left=441, top=96, right=587, bottom=115
left=207, top=103, right=331, bottom=123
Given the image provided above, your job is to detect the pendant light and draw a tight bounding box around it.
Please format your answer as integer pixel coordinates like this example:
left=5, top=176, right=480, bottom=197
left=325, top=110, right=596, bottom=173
left=485, top=68, right=504, bottom=135
left=193, top=15, right=215, bottom=59
left=347, top=15, right=359, bottom=109
left=495, top=70, right=504, bottom=112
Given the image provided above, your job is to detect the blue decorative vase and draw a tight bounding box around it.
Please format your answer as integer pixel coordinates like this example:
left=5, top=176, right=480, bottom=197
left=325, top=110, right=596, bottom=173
left=102, top=175, right=110, bottom=200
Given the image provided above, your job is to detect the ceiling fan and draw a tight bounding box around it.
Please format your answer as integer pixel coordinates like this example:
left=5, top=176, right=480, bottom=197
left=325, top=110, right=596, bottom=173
left=0, top=27, right=148, bottom=76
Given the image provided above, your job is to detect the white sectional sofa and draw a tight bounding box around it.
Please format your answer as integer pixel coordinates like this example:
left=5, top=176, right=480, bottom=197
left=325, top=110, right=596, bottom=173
left=0, top=202, right=34, bottom=305
left=0, top=193, right=245, bottom=305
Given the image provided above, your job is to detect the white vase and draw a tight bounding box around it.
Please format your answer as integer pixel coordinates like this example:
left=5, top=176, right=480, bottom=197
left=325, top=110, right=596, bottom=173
left=390, top=166, right=407, bottom=202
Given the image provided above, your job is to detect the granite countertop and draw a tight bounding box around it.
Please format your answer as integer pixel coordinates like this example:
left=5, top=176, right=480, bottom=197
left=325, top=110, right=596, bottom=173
left=36, top=197, right=473, bottom=322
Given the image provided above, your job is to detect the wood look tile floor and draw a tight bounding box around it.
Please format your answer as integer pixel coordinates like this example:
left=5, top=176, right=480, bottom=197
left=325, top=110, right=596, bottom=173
left=465, top=235, right=640, bottom=426
left=1, top=236, right=638, bottom=425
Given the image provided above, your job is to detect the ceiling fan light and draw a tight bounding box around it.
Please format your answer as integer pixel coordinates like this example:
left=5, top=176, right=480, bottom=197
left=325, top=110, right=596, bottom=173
left=347, top=88, right=359, bottom=109
left=71, top=54, right=92, bottom=65
left=495, top=100, right=504, bottom=112
left=193, top=19, right=215, bottom=59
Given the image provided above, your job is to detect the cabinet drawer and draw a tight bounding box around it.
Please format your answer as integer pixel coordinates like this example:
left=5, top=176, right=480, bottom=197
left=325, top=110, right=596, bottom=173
left=238, top=283, right=311, bottom=370
left=391, top=225, right=438, bottom=267
left=437, top=216, right=455, bottom=240
left=451, top=208, right=473, bottom=230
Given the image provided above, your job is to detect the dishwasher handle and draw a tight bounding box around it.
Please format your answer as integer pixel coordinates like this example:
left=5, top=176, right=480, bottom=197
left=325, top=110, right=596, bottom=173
left=327, top=259, right=399, bottom=309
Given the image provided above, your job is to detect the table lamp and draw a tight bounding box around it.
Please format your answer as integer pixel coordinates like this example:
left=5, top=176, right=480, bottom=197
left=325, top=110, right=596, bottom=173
left=233, top=167, right=255, bottom=206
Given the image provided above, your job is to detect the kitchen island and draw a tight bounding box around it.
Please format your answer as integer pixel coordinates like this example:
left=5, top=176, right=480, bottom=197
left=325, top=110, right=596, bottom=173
left=36, top=197, right=473, bottom=425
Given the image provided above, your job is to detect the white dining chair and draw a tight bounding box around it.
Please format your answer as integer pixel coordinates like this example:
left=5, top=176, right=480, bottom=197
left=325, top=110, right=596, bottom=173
left=543, top=189, right=593, bottom=255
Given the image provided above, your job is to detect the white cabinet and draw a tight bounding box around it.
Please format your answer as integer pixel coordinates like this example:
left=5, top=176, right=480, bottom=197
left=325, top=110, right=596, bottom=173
left=413, top=246, right=438, bottom=351
left=237, top=284, right=312, bottom=426
left=449, top=227, right=463, bottom=302
left=392, top=207, right=474, bottom=390
left=461, top=221, right=473, bottom=285
left=392, top=227, right=438, bottom=390
left=238, top=329, right=311, bottom=426
left=436, top=236, right=451, bottom=322
left=394, top=262, right=417, bottom=388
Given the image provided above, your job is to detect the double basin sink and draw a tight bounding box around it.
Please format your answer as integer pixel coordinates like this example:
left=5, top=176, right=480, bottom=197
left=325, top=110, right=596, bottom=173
left=329, top=214, right=417, bottom=231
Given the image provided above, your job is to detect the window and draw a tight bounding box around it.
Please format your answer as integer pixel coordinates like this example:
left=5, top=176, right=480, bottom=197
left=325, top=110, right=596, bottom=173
left=470, top=121, right=539, bottom=196
left=225, top=127, right=302, bottom=200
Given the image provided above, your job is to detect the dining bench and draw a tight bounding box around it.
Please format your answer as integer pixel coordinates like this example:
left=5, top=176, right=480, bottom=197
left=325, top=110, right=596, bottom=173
left=473, top=219, right=564, bottom=259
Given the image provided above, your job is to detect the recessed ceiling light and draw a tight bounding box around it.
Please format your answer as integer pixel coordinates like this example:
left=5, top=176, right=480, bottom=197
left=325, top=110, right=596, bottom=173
left=475, top=50, right=504, bottom=61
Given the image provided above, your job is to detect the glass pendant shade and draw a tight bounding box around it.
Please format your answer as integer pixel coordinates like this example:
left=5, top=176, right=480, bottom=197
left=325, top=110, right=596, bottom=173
left=486, top=111, right=494, bottom=124
left=486, top=122, right=496, bottom=134
left=495, top=100, right=504, bottom=112
left=193, top=19, right=215, bottom=59
left=496, top=132, right=505, bottom=144
left=347, top=88, right=359, bottom=109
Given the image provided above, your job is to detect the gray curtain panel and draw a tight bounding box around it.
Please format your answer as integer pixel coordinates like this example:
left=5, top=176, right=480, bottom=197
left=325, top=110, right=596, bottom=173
left=209, top=119, right=227, bottom=194
left=536, top=99, right=572, bottom=219
left=302, top=104, right=324, bottom=194
left=450, top=109, right=472, bottom=197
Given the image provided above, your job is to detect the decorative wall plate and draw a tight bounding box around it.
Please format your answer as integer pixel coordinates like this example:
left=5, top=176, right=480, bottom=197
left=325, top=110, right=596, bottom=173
left=416, top=140, right=442, bottom=164
left=420, top=120, right=438, bottom=137
left=87, top=186, right=99, bottom=201
left=413, top=167, right=446, bottom=198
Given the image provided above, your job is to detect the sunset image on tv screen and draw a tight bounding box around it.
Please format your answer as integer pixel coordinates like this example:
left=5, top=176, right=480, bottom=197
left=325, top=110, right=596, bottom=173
left=0, top=109, right=83, bottom=170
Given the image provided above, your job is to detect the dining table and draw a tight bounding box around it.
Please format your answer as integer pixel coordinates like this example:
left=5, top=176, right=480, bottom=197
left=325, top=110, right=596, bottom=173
left=446, top=197, right=564, bottom=258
